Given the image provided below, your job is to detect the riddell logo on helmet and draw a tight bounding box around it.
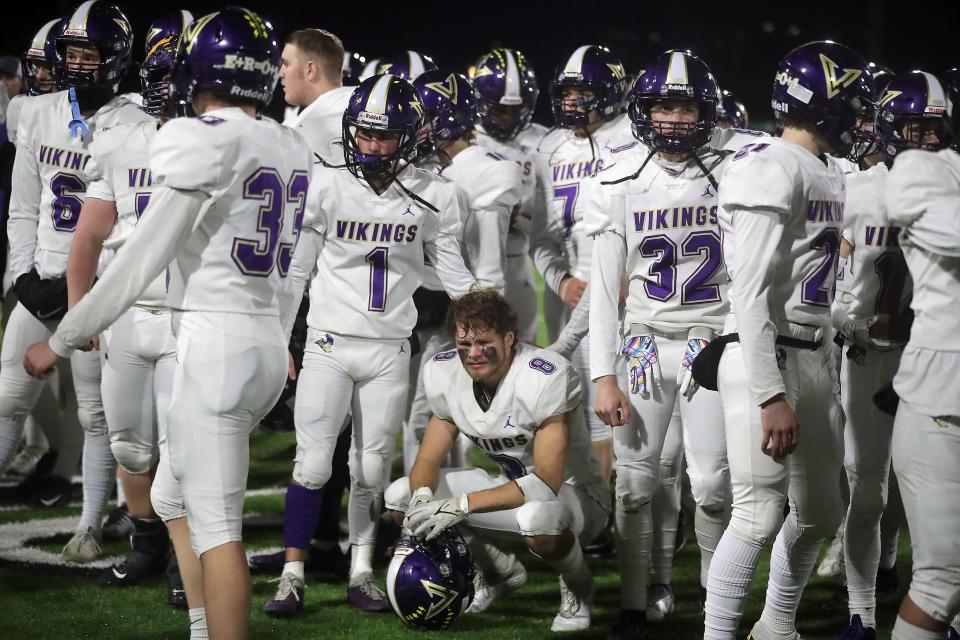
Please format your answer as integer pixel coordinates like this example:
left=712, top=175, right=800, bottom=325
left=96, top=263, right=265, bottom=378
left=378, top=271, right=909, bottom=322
left=358, top=111, right=389, bottom=126
left=230, top=85, right=267, bottom=100
left=218, top=54, right=278, bottom=75
left=63, top=28, right=88, bottom=38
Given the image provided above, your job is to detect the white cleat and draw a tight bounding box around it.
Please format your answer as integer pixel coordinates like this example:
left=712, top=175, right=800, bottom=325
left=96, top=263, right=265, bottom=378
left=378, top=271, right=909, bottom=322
left=6, top=446, right=45, bottom=478
left=465, top=554, right=528, bottom=614
left=647, top=583, right=675, bottom=622
left=61, top=527, right=103, bottom=564
left=747, top=619, right=802, bottom=640
left=550, top=576, right=593, bottom=632
left=816, top=531, right=844, bottom=577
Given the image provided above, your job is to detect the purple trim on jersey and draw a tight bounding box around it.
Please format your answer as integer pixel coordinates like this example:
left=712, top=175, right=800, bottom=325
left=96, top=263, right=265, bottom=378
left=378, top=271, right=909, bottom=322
left=433, top=350, right=457, bottom=361
left=528, top=356, right=557, bottom=375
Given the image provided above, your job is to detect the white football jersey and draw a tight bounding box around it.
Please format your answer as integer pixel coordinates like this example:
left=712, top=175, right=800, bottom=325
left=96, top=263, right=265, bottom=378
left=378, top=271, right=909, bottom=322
left=514, top=121, right=550, bottom=154
left=424, top=342, right=604, bottom=496
left=441, top=145, right=522, bottom=291
left=841, top=163, right=912, bottom=323
left=709, top=126, right=769, bottom=153
left=84, top=119, right=168, bottom=307
left=282, top=86, right=353, bottom=163
left=6, top=93, right=27, bottom=144
left=150, top=108, right=313, bottom=315
left=301, top=164, right=463, bottom=339
left=8, top=91, right=151, bottom=279
left=584, top=147, right=731, bottom=333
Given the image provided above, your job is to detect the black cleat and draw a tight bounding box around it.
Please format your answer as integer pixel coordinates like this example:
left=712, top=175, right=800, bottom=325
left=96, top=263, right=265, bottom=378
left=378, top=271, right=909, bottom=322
left=249, top=543, right=348, bottom=578
left=583, top=527, right=616, bottom=558
left=608, top=609, right=648, bottom=640
left=102, top=504, right=135, bottom=540
left=166, top=551, right=187, bottom=609
left=99, top=518, right=168, bottom=587
left=32, top=473, right=73, bottom=507
left=876, top=565, right=898, bottom=592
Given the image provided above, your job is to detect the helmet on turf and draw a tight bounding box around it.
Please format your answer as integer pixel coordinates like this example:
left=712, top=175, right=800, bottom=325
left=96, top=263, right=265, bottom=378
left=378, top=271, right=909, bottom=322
left=628, top=49, right=719, bottom=153
left=145, top=10, right=193, bottom=55
left=169, top=7, right=280, bottom=111
left=386, top=532, right=475, bottom=630
left=412, top=70, right=478, bottom=158
left=718, top=89, right=749, bottom=129
left=472, top=47, right=540, bottom=142
left=24, top=18, right=66, bottom=95
left=341, top=74, right=424, bottom=180
left=876, top=70, right=953, bottom=159
left=772, top=40, right=873, bottom=158
left=55, top=1, right=133, bottom=89
left=377, top=50, right=437, bottom=80
left=550, top=45, right=626, bottom=129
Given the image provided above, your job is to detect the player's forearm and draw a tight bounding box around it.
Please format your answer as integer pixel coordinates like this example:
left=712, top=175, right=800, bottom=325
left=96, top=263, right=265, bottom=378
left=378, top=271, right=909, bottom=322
left=66, top=236, right=103, bottom=309
left=6, top=218, right=38, bottom=281
left=529, top=229, right=571, bottom=294
left=549, top=285, right=589, bottom=358
left=465, top=481, right=525, bottom=513
left=281, top=229, right=321, bottom=339
left=470, top=208, right=508, bottom=292
left=429, top=232, right=478, bottom=298
left=589, top=231, right=626, bottom=380
left=8, top=143, right=42, bottom=280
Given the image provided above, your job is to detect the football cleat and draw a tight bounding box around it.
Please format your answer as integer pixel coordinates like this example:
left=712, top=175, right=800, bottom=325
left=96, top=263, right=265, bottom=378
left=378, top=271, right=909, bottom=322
left=32, top=473, right=72, bottom=508
left=98, top=518, right=168, bottom=586
left=61, top=526, right=102, bottom=563
left=262, top=573, right=306, bottom=618
left=348, top=572, right=391, bottom=613
left=465, top=553, right=527, bottom=614
left=817, top=530, right=845, bottom=577
left=838, top=614, right=876, bottom=640
left=6, top=445, right=46, bottom=478
left=876, top=565, right=898, bottom=592
left=608, top=608, right=647, bottom=640
left=647, top=583, right=674, bottom=622
left=101, top=504, right=135, bottom=540
left=166, top=551, right=187, bottom=609
left=551, top=575, right=593, bottom=632
left=747, top=619, right=803, bottom=640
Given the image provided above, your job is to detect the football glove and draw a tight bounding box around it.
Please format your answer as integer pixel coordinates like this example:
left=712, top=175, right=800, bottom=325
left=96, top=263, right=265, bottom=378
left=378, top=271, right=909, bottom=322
left=677, top=337, right=710, bottom=398
left=621, top=335, right=660, bottom=396
left=404, top=494, right=469, bottom=541
left=14, top=269, right=68, bottom=322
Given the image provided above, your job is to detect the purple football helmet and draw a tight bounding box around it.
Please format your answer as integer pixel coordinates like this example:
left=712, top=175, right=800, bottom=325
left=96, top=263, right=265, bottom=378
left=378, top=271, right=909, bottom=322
left=852, top=62, right=896, bottom=158
left=942, top=67, right=960, bottom=148
left=139, top=31, right=181, bottom=116
left=628, top=49, right=719, bottom=154
left=342, top=74, right=424, bottom=180
left=169, top=7, right=280, bottom=111
left=386, top=532, right=475, bottom=630
left=472, top=48, right=540, bottom=142
left=377, top=51, right=438, bottom=80
left=718, top=90, right=749, bottom=129
left=772, top=40, right=873, bottom=158
left=412, top=70, right=478, bottom=158
left=24, top=18, right=66, bottom=95
left=551, top=45, right=626, bottom=129
left=55, top=1, right=133, bottom=89
left=343, top=51, right=366, bottom=86
left=145, top=10, right=193, bottom=55
left=876, top=71, right=953, bottom=160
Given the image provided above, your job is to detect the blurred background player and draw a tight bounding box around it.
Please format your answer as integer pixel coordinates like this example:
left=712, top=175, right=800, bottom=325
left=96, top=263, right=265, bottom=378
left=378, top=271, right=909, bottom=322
left=716, top=89, right=748, bottom=130
left=376, top=50, right=437, bottom=80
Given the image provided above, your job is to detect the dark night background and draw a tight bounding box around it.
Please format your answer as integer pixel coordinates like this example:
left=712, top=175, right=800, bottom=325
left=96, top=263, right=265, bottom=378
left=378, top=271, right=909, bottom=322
left=5, top=0, right=960, bottom=130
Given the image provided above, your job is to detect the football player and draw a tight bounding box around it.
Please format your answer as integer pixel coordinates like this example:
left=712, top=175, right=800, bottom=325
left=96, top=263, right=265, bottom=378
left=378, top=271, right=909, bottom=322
left=703, top=41, right=872, bottom=640
left=716, top=90, right=748, bottom=130
left=376, top=50, right=437, bottom=80
left=881, top=76, right=960, bottom=640
left=0, top=0, right=148, bottom=563
left=386, top=289, right=609, bottom=632
left=7, top=18, right=66, bottom=145
left=24, top=8, right=311, bottom=638
left=834, top=71, right=952, bottom=640
left=261, top=73, right=477, bottom=617
left=587, top=49, right=733, bottom=639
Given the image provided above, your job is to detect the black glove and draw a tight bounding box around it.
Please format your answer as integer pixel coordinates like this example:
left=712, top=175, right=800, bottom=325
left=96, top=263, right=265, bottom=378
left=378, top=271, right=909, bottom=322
left=14, top=269, right=68, bottom=322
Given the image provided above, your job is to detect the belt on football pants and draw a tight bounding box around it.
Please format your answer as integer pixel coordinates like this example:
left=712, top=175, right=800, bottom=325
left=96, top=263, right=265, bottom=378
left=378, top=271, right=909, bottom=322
left=627, top=323, right=715, bottom=342
left=691, top=332, right=822, bottom=392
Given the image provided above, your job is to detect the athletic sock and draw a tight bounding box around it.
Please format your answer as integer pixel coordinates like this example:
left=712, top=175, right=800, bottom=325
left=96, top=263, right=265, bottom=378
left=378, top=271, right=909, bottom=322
left=695, top=504, right=730, bottom=588
left=704, top=531, right=764, bottom=640
left=350, top=543, right=374, bottom=579
left=189, top=607, right=208, bottom=640
left=78, top=432, right=116, bottom=532
left=282, top=560, right=305, bottom=581
left=758, top=517, right=821, bottom=636
left=549, top=537, right=591, bottom=597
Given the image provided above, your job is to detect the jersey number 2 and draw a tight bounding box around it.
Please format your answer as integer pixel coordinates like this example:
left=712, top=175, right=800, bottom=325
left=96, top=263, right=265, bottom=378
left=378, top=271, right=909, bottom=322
left=233, top=168, right=308, bottom=277
left=638, top=231, right=723, bottom=304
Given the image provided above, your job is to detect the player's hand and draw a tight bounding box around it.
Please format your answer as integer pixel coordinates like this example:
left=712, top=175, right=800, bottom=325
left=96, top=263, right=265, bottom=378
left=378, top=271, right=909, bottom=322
left=621, top=335, right=660, bottom=396
left=405, top=494, right=469, bottom=541
left=287, top=351, right=297, bottom=381
left=760, top=395, right=799, bottom=459
left=23, top=340, right=62, bottom=380
left=595, top=375, right=630, bottom=426
left=677, top=337, right=710, bottom=398
left=79, top=336, right=100, bottom=352
left=832, top=308, right=876, bottom=350
left=559, top=275, right=587, bottom=308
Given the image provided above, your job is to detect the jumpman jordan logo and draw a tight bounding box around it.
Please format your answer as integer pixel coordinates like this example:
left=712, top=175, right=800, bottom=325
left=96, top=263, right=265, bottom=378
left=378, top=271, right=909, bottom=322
left=503, top=415, right=516, bottom=430
left=402, top=204, right=414, bottom=216
left=701, top=184, right=714, bottom=198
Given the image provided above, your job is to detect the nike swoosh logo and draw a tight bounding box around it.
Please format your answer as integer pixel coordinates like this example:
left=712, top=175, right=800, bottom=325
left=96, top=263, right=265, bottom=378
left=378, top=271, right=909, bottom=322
left=39, top=496, right=60, bottom=506
left=36, top=308, right=65, bottom=321
left=113, top=568, right=127, bottom=580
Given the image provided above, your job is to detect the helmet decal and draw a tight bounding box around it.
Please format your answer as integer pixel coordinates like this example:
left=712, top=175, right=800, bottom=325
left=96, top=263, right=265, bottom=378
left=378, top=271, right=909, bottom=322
left=821, top=54, right=863, bottom=99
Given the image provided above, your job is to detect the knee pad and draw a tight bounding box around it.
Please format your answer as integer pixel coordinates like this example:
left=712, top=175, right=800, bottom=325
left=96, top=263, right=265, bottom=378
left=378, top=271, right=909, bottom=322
left=845, top=470, right=887, bottom=523
left=384, top=477, right=411, bottom=512
left=0, top=388, right=32, bottom=423
left=692, top=468, right=732, bottom=513
left=76, top=403, right=108, bottom=438
left=110, top=440, right=158, bottom=476
left=615, top=467, right=657, bottom=511
left=516, top=500, right=569, bottom=537
left=293, top=444, right=334, bottom=490
left=351, top=449, right=389, bottom=491
left=727, top=493, right=787, bottom=546
left=151, top=480, right=186, bottom=522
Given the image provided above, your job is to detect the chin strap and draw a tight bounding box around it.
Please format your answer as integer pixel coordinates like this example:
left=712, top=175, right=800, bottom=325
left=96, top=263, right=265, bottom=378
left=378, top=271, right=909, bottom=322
left=317, top=152, right=440, bottom=214
left=67, top=87, right=90, bottom=139
left=601, top=147, right=657, bottom=185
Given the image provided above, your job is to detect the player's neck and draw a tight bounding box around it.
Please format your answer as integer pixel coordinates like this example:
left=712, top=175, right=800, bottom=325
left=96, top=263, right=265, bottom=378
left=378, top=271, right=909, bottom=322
left=437, top=139, right=470, bottom=166
left=657, top=150, right=691, bottom=165
left=301, top=79, right=342, bottom=106
left=193, top=94, right=256, bottom=117
left=574, top=117, right=606, bottom=138
left=780, top=126, right=830, bottom=158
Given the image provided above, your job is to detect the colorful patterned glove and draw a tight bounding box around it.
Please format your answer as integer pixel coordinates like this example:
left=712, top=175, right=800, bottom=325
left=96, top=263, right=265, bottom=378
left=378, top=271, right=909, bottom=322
left=621, top=335, right=660, bottom=396
left=677, top=338, right=710, bottom=398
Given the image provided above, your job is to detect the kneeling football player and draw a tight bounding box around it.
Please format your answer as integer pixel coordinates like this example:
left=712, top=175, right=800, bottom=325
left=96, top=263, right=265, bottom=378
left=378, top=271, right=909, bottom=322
left=386, top=289, right=610, bottom=632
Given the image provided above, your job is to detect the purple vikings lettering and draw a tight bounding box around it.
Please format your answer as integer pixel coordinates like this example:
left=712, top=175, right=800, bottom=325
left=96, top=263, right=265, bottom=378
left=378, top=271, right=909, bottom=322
left=127, top=168, right=153, bottom=188
left=551, top=158, right=604, bottom=182
left=633, top=206, right=719, bottom=231
left=335, top=219, right=418, bottom=243
left=806, top=200, right=845, bottom=223
left=465, top=433, right=529, bottom=452
left=38, top=145, right=91, bottom=170
left=863, top=225, right=901, bottom=248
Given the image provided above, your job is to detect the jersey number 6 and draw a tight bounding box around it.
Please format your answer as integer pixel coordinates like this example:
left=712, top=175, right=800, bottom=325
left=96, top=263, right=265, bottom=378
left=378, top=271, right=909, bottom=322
left=233, top=167, right=309, bottom=277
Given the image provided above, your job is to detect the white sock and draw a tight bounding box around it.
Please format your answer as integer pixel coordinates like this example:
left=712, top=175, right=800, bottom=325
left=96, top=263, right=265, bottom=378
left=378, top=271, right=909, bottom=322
left=115, top=477, right=126, bottom=507
left=649, top=476, right=680, bottom=585
left=189, top=607, right=208, bottom=640
left=78, top=433, right=117, bottom=532
left=350, top=543, right=374, bottom=579
left=844, top=508, right=879, bottom=627
left=758, top=517, right=821, bottom=636
left=550, top=537, right=591, bottom=598
left=695, top=504, right=730, bottom=588
left=0, top=419, right=25, bottom=474
left=283, top=560, right=305, bottom=580
left=891, top=616, right=944, bottom=640
left=615, top=499, right=652, bottom=610
left=704, top=531, right=764, bottom=640
left=465, top=537, right=510, bottom=579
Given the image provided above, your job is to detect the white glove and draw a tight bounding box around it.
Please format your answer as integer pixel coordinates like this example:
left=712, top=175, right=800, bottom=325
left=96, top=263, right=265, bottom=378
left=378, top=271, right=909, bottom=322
left=677, top=337, right=710, bottom=398
left=621, top=335, right=660, bottom=396
left=404, top=494, right=470, bottom=541
left=831, top=307, right=876, bottom=349
left=401, top=487, right=435, bottom=535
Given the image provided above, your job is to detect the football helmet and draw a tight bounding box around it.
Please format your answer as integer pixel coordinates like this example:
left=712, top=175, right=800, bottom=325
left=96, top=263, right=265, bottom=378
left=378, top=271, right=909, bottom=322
left=343, top=51, right=366, bottom=86
left=472, top=47, right=540, bottom=142
left=942, top=67, right=960, bottom=148
left=386, top=532, right=475, bottom=630
left=718, top=89, right=749, bottom=129
left=24, top=18, right=66, bottom=95
left=412, top=70, right=478, bottom=158
left=550, top=45, right=626, bottom=129
left=169, top=7, right=280, bottom=110
left=851, top=61, right=895, bottom=157
left=144, top=10, right=193, bottom=55
left=876, top=70, right=953, bottom=159
left=377, top=50, right=437, bottom=80
left=342, top=74, right=424, bottom=180
left=772, top=40, right=873, bottom=158
left=139, top=29, right=181, bottom=116
left=628, top=49, right=719, bottom=153
left=55, top=1, right=133, bottom=89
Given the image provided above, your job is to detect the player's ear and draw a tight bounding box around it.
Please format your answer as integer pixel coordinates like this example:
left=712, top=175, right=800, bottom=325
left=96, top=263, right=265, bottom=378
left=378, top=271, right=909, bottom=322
left=504, top=331, right=516, bottom=350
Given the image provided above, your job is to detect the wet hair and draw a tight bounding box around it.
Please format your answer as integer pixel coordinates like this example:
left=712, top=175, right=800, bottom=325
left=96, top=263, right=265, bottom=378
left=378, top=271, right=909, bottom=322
left=445, top=288, right=519, bottom=341
left=285, top=28, right=344, bottom=83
